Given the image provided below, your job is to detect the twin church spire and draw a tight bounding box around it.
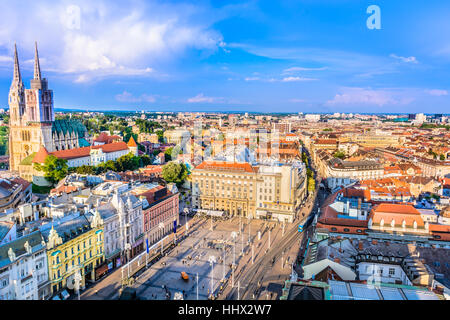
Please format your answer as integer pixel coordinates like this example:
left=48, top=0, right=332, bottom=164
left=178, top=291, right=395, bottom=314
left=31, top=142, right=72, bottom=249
left=12, top=41, right=43, bottom=86
left=34, top=42, right=41, bottom=81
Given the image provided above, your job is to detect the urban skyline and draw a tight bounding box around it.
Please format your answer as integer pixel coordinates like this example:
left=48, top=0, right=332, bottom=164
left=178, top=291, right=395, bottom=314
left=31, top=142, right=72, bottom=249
left=0, top=0, right=449, bottom=113
left=0, top=0, right=449, bottom=305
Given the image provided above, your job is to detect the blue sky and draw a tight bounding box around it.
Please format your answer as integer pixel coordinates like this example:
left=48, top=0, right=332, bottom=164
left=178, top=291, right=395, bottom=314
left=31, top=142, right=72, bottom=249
left=0, top=0, right=449, bottom=113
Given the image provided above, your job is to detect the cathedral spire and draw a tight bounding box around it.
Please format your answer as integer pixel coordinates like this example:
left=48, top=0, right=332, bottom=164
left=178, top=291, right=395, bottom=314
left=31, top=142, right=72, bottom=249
left=34, top=42, right=42, bottom=80
left=12, top=43, right=22, bottom=84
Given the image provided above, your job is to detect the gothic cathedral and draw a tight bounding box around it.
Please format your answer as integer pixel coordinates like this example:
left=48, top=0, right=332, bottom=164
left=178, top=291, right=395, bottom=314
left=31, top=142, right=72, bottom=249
left=8, top=43, right=90, bottom=178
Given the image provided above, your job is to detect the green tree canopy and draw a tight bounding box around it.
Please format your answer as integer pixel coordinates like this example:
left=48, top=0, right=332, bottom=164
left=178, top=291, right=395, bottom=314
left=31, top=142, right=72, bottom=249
left=333, top=150, right=346, bottom=160
left=307, top=176, right=316, bottom=193
left=75, top=165, right=95, bottom=175
left=162, top=162, right=188, bottom=186
left=34, top=155, right=68, bottom=185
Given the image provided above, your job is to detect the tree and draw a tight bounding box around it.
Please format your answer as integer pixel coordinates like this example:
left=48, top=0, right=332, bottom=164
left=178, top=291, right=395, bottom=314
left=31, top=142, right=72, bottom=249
left=34, top=155, right=68, bottom=185
left=162, top=162, right=188, bottom=185
left=307, top=177, right=316, bottom=193
left=164, top=147, right=173, bottom=162
left=141, top=155, right=151, bottom=167
left=301, top=152, right=309, bottom=166
left=156, top=130, right=164, bottom=143
left=333, top=150, right=346, bottom=160
left=75, top=165, right=95, bottom=175
left=440, top=154, right=446, bottom=161
left=115, top=153, right=140, bottom=172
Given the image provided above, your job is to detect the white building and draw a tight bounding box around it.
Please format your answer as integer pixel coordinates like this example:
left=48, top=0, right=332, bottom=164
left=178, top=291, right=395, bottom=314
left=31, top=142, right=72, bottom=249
left=305, top=114, right=321, bottom=122
left=0, top=231, right=49, bottom=300
left=32, top=142, right=131, bottom=169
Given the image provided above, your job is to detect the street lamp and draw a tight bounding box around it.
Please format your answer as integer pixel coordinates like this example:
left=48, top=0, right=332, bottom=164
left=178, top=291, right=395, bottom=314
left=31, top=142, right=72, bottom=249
left=222, top=245, right=226, bottom=282
left=241, top=224, right=244, bottom=255
left=247, top=215, right=251, bottom=244
left=184, top=207, right=189, bottom=235
left=231, top=231, right=237, bottom=288
left=252, top=244, right=254, bottom=264
left=209, top=256, right=216, bottom=299
left=158, top=223, right=164, bottom=256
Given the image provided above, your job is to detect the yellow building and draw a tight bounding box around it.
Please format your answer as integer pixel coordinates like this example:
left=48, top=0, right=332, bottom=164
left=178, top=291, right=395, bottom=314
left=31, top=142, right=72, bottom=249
left=42, top=211, right=104, bottom=297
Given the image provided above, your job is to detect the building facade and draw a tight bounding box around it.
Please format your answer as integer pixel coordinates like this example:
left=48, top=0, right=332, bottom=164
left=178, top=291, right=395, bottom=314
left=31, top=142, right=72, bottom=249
left=8, top=43, right=89, bottom=175
left=0, top=231, right=49, bottom=300
left=40, top=212, right=104, bottom=297
left=191, top=160, right=307, bottom=222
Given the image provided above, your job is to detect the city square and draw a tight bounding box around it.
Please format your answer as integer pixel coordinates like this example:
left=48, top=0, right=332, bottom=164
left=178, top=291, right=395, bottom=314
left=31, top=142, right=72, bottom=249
left=127, top=215, right=297, bottom=300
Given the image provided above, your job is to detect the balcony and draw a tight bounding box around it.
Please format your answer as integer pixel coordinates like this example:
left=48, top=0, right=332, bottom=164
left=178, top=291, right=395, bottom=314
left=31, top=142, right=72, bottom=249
left=21, top=273, right=33, bottom=284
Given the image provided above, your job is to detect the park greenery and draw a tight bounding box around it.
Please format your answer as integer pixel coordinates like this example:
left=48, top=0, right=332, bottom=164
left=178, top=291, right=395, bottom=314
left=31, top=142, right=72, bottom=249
left=69, top=153, right=152, bottom=175
left=162, top=161, right=188, bottom=186
left=0, top=126, right=8, bottom=156
left=333, top=150, right=346, bottom=160
left=34, top=155, right=68, bottom=185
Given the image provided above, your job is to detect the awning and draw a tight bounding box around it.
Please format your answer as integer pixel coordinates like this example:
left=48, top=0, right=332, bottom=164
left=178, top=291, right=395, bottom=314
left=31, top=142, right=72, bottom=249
left=95, top=264, right=109, bottom=276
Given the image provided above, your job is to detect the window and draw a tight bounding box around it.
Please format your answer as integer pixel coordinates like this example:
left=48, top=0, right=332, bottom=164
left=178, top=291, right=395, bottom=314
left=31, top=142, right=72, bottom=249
left=343, top=228, right=350, bottom=232
left=331, top=227, right=337, bottom=232
left=389, top=268, right=395, bottom=275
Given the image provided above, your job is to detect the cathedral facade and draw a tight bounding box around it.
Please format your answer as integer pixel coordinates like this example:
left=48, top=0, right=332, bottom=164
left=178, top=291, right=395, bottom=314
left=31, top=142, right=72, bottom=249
left=8, top=43, right=90, bottom=176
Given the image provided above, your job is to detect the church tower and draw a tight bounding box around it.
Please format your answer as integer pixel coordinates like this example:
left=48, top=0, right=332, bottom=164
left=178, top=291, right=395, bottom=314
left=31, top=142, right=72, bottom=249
left=8, top=44, right=26, bottom=171
left=9, top=43, right=55, bottom=173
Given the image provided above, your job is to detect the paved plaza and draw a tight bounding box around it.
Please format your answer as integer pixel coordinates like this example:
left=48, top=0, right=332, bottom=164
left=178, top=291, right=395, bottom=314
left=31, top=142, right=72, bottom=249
left=129, top=216, right=284, bottom=300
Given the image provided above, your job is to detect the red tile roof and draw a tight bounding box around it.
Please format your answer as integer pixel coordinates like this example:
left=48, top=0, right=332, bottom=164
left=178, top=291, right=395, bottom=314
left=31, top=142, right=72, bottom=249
left=127, top=136, right=137, bottom=147
left=94, top=132, right=122, bottom=144
left=50, top=142, right=129, bottom=160
left=373, top=203, right=421, bottom=215
left=32, top=146, right=50, bottom=163
left=195, top=161, right=258, bottom=173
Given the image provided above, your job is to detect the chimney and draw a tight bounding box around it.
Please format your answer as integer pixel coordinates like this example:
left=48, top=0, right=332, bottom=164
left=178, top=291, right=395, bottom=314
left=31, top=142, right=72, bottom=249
left=334, top=258, right=341, bottom=264
left=358, top=241, right=363, bottom=250
left=372, top=240, right=378, bottom=245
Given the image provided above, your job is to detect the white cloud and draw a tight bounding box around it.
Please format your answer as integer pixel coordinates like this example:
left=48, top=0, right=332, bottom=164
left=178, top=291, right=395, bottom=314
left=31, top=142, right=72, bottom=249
left=283, top=66, right=327, bottom=73
left=327, top=87, right=414, bottom=106
left=425, top=89, right=448, bottom=96
left=187, top=93, right=223, bottom=103
left=115, top=91, right=156, bottom=103
left=244, top=76, right=316, bottom=82
left=0, top=1, right=224, bottom=82
left=390, top=54, right=418, bottom=64
left=281, top=76, right=317, bottom=82
left=0, top=56, right=13, bottom=64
